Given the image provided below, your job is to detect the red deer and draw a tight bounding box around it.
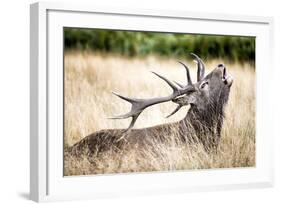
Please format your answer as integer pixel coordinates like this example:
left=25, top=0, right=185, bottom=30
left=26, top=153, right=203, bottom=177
left=68, top=53, right=233, bottom=159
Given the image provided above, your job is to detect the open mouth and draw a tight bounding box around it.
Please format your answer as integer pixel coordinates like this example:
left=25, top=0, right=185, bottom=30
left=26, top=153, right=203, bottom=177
left=220, top=65, right=233, bottom=87
left=222, top=67, right=228, bottom=81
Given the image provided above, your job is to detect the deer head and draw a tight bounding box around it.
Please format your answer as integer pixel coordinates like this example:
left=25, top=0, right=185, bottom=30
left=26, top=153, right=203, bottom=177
left=111, top=53, right=233, bottom=131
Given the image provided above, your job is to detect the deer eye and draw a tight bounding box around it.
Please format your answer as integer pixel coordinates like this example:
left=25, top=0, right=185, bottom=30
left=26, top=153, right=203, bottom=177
left=200, top=81, right=209, bottom=89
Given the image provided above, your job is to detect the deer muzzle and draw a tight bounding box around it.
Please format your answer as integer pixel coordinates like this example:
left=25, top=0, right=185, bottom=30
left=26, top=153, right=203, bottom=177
left=218, top=64, right=233, bottom=87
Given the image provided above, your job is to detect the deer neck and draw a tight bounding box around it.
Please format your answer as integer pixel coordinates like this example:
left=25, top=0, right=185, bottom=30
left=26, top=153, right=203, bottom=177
left=179, top=104, right=224, bottom=139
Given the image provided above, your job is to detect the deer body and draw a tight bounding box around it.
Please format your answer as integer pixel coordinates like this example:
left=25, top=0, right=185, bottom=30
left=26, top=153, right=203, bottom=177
left=67, top=54, right=233, bottom=159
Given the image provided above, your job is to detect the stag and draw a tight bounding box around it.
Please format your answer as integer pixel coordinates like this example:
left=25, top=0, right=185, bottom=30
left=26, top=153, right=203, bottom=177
left=68, top=54, right=233, bottom=158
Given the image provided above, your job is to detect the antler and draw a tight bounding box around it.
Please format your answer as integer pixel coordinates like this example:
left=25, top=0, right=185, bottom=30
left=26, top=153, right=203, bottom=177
left=178, top=61, right=192, bottom=85
left=110, top=53, right=205, bottom=131
left=165, top=61, right=193, bottom=118
left=110, top=72, right=194, bottom=131
left=190, top=53, right=205, bottom=81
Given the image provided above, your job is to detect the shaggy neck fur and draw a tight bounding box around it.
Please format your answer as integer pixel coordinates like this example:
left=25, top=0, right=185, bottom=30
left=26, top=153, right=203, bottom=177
left=179, top=92, right=229, bottom=150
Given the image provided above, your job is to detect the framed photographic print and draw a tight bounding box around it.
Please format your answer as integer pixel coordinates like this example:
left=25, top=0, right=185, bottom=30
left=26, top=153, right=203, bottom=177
left=30, top=2, right=274, bottom=202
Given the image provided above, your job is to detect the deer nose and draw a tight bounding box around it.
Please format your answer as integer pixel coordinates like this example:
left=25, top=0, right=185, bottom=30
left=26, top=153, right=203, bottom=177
left=218, top=64, right=224, bottom=68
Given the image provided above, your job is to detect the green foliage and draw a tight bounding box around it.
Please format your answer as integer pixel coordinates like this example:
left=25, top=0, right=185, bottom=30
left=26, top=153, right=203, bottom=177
left=64, top=28, right=255, bottom=62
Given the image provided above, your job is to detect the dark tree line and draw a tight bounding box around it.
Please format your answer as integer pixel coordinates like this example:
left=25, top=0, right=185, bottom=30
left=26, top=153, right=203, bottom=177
left=64, top=28, right=255, bottom=63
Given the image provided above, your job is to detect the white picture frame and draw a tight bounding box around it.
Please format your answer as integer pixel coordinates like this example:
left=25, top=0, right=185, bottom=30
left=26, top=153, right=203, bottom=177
left=30, top=2, right=274, bottom=202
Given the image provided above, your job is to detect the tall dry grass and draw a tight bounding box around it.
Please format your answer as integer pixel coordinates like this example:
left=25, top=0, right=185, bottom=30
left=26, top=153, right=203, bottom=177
left=64, top=51, right=255, bottom=176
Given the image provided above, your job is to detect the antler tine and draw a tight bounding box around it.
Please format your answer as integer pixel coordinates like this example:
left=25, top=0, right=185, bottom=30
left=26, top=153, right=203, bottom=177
left=109, top=112, right=141, bottom=132
left=151, top=71, right=179, bottom=92
left=110, top=92, right=140, bottom=119
left=109, top=93, right=142, bottom=131
left=173, top=81, right=184, bottom=88
left=178, top=61, right=192, bottom=85
left=190, top=53, right=205, bottom=82
left=166, top=104, right=182, bottom=118
left=126, top=114, right=140, bottom=132
left=111, top=92, right=139, bottom=103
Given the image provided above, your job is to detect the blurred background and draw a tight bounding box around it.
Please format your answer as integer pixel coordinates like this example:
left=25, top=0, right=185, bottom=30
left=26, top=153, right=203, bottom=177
left=64, top=28, right=255, bottom=64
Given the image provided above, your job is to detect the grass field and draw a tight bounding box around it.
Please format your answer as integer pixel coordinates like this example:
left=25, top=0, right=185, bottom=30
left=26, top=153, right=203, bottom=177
left=64, top=51, right=255, bottom=176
